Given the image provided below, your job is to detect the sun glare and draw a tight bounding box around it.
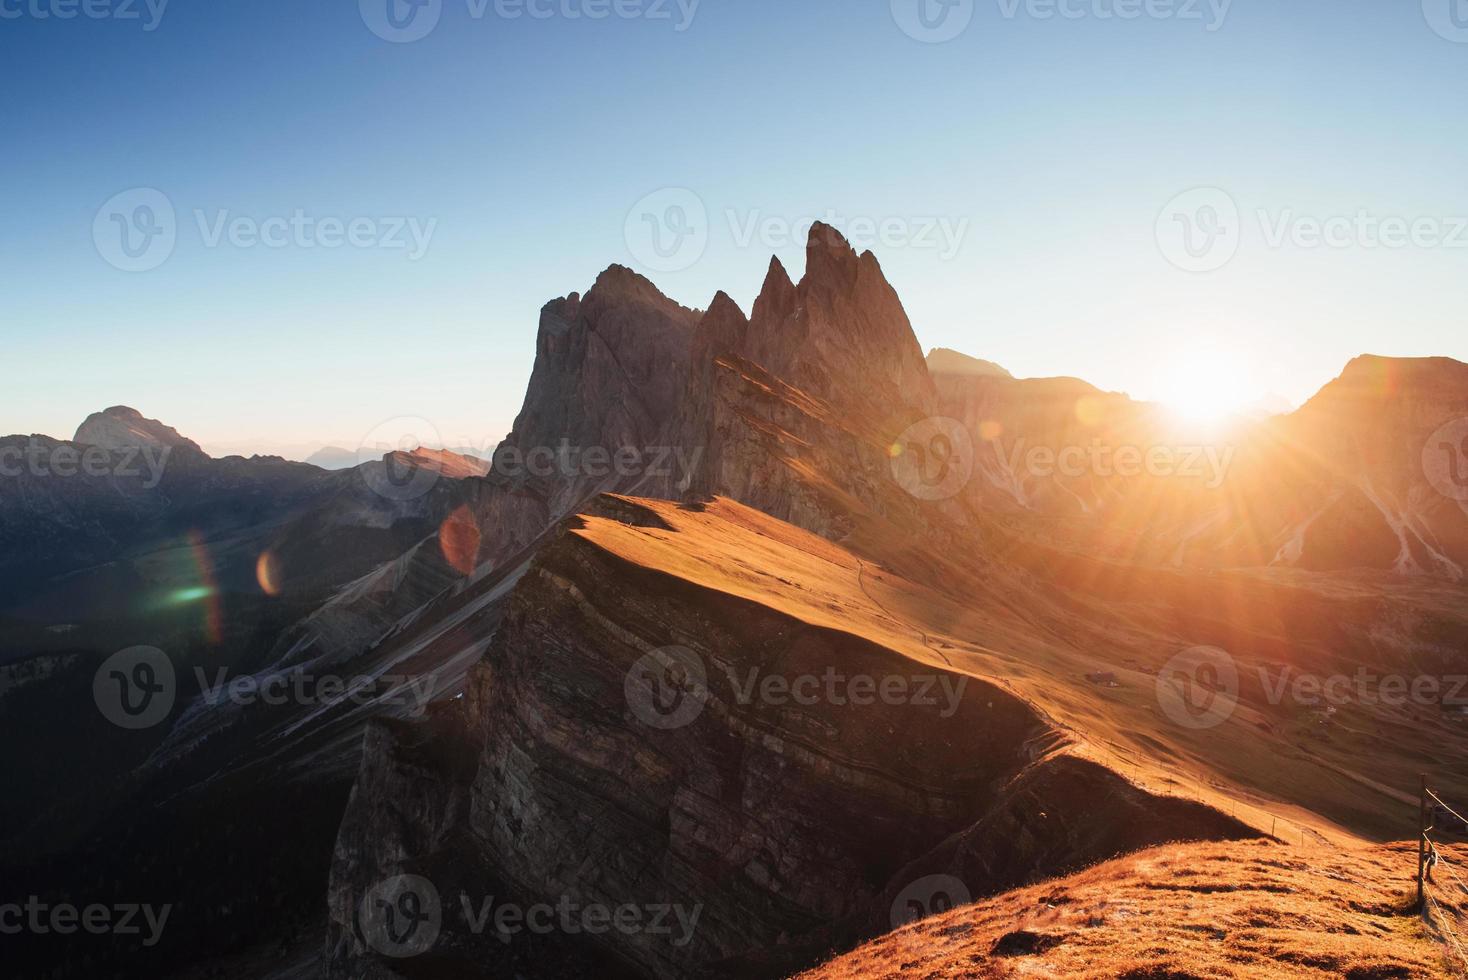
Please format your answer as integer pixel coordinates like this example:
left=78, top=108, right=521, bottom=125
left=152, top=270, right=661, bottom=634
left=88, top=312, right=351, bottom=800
left=1160, top=349, right=1252, bottom=424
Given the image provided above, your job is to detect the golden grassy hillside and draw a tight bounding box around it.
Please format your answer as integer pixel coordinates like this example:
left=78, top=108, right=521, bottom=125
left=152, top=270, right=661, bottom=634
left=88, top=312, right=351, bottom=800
left=801, top=839, right=1463, bottom=979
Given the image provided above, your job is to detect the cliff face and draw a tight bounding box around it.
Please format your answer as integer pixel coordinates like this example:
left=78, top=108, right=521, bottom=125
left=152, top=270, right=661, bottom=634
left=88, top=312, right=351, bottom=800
left=324, top=496, right=1254, bottom=979
left=454, top=225, right=963, bottom=576
left=464, top=266, right=700, bottom=568
left=738, top=225, right=937, bottom=417
left=649, top=228, right=974, bottom=544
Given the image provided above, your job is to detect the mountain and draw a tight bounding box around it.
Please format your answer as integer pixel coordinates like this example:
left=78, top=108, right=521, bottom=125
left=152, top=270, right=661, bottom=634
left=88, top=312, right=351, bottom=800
left=305, top=445, right=360, bottom=470
left=74, top=405, right=205, bottom=455
left=0, top=402, right=511, bottom=615
left=4, top=225, right=1468, bottom=979
left=1262, top=354, right=1468, bottom=577
left=315, top=227, right=1468, bottom=976
left=384, top=446, right=490, bottom=479
left=0, top=408, right=499, bottom=965
left=923, top=344, right=1468, bottom=581
left=326, top=496, right=1253, bottom=978
left=926, top=347, right=1013, bottom=379
left=454, top=263, right=699, bottom=572
left=736, top=224, right=936, bottom=414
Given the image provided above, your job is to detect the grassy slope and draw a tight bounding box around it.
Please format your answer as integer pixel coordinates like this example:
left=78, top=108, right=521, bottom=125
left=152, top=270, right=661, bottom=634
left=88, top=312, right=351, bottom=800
left=801, top=839, right=1462, bottom=979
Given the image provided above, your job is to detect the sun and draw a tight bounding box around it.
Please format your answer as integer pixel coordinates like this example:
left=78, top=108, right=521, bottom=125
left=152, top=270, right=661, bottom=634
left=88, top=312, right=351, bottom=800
left=1159, top=349, right=1253, bottom=424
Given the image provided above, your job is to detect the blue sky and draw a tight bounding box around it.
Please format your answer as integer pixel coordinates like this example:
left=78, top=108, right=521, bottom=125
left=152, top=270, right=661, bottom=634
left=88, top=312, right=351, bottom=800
left=3, top=0, right=1467, bottom=456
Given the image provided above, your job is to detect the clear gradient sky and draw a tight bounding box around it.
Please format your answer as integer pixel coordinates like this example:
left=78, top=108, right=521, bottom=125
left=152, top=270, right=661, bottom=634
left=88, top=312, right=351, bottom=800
left=4, top=0, right=1467, bottom=457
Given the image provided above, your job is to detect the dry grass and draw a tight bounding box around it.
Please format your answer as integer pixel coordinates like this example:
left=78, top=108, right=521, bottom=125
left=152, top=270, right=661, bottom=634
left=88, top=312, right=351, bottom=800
left=802, top=839, right=1464, bottom=979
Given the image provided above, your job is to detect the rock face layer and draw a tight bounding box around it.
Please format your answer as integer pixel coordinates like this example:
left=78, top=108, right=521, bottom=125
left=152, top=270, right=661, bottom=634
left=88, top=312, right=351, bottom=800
left=735, top=225, right=937, bottom=417
left=464, top=265, right=700, bottom=566
left=457, top=226, right=958, bottom=573
left=325, top=496, right=1254, bottom=979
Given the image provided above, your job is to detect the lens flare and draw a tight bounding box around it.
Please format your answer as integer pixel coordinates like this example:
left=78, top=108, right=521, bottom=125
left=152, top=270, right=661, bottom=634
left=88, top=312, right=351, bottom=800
left=439, top=506, right=481, bottom=576
left=186, top=529, right=224, bottom=645
left=256, top=550, right=282, bottom=597
left=1074, top=396, right=1105, bottom=428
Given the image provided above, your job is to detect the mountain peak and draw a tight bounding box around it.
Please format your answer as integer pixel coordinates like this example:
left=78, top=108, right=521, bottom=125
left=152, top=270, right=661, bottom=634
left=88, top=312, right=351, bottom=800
left=383, top=446, right=490, bottom=479
left=694, top=290, right=751, bottom=361
left=706, top=289, right=746, bottom=321
left=74, top=406, right=204, bottom=455
left=803, top=221, right=861, bottom=286
left=707, top=220, right=937, bottom=414
left=807, top=219, right=851, bottom=249
left=1339, top=352, right=1466, bottom=380
left=1302, top=353, right=1468, bottom=414
left=580, top=263, right=699, bottom=329
left=927, top=348, right=1014, bottom=380
left=752, top=255, right=797, bottom=323
left=589, top=263, right=667, bottom=303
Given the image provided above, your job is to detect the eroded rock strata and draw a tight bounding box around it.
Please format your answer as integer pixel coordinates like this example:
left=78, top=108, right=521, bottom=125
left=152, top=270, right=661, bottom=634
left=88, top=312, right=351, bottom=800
left=326, top=497, right=1254, bottom=978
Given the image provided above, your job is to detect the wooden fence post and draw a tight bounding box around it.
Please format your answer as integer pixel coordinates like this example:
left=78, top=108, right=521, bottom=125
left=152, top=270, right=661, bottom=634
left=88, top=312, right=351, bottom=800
left=1419, top=773, right=1429, bottom=913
